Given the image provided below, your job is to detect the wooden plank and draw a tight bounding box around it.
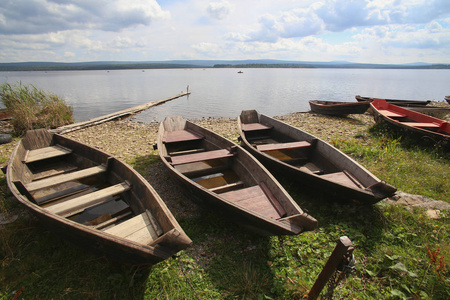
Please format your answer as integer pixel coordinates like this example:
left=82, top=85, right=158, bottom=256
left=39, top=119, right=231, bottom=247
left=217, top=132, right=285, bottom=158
left=25, top=165, right=106, bottom=192
left=320, top=172, right=360, bottom=188
left=52, top=92, right=190, bottom=134
left=210, top=181, right=244, bottom=193
left=93, top=211, right=133, bottom=230
left=24, top=145, right=72, bottom=163
left=163, top=129, right=204, bottom=143
left=308, top=236, right=354, bottom=300
left=45, top=182, right=130, bottom=216
left=259, top=182, right=287, bottom=218
left=241, top=123, right=273, bottom=132
left=220, top=185, right=282, bottom=219
left=300, top=162, right=323, bottom=175
left=400, top=122, right=440, bottom=128
left=378, top=109, right=406, bottom=118
left=170, top=149, right=234, bottom=165
left=71, top=199, right=130, bottom=224
left=256, top=141, right=311, bottom=152
left=31, top=163, right=79, bottom=181
left=103, top=212, right=159, bottom=243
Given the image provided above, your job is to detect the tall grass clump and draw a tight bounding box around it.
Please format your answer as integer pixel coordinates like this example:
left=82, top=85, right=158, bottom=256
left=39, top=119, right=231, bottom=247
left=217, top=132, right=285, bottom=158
left=0, top=82, right=73, bottom=135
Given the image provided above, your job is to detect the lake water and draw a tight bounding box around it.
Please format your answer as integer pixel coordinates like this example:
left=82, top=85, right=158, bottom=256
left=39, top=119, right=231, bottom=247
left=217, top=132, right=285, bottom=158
left=1, top=68, right=449, bottom=123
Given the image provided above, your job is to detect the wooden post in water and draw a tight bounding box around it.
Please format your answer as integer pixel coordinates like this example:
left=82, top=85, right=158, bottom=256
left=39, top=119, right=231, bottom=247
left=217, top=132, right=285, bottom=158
left=307, top=236, right=354, bottom=300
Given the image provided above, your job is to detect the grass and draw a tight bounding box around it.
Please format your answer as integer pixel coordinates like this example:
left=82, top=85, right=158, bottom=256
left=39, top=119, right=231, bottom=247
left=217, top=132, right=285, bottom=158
left=0, top=82, right=73, bottom=135
left=0, top=121, right=448, bottom=299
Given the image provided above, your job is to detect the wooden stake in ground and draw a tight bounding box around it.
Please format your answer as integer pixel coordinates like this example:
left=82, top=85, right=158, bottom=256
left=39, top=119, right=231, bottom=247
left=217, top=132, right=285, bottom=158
left=308, top=236, right=354, bottom=300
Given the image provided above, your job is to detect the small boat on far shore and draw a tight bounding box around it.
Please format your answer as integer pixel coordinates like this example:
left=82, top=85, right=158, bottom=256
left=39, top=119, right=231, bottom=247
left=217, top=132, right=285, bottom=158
left=309, top=100, right=370, bottom=116
left=445, top=95, right=450, bottom=104
left=356, top=95, right=431, bottom=107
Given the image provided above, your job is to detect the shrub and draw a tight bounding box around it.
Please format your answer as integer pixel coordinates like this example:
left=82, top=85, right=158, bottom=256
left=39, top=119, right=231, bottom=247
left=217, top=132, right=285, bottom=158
left=0, top=82, right=73, bottom=135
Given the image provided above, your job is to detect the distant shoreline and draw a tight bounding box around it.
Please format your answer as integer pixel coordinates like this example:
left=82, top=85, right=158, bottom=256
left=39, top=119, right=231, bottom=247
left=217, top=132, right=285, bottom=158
left=1, top=60, right=449, bottom=72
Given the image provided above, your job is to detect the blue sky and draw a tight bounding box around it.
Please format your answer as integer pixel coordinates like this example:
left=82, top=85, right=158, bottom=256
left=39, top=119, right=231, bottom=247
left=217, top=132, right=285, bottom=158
left=0, top=0, right=449, bottom=63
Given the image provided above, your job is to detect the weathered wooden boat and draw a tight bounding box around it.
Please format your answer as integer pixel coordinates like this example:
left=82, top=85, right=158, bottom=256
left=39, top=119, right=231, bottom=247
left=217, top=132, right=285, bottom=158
left=370, top=99, right=450, bottom=145
left=356, top=95, right=431, bottom=107
left=238, top=110, right=397, bottom=204
left=157, top=116, right=317, bottom=236
left=309, top=100, right=370, bottom=116
left=6, top=129, right=192, bottom=265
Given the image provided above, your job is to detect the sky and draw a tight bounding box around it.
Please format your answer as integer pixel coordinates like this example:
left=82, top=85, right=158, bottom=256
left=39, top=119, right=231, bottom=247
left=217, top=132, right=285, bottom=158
left=0, top=0, right=449, bottom=64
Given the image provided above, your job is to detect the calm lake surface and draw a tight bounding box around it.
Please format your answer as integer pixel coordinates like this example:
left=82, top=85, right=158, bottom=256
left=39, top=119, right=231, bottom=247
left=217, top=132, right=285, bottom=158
left=1, top=68, right=449, bottom=122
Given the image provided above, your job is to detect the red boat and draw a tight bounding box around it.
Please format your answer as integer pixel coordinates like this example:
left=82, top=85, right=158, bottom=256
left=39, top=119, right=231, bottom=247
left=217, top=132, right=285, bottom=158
left=370, top=99, right=450, bottom=146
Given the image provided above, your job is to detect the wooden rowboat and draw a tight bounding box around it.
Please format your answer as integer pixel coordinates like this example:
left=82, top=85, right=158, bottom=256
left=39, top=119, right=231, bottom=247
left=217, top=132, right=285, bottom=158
left=157, top=116, right=317, bottom=236
left=6, top=129, right=191, bottom=265
left=355, top=95, right=431, bottom=107
left=238, top=110, right=397, bottom=204
left=370, top=99, right=450, bottom=145
left=309, top=100, right=370, bottom=116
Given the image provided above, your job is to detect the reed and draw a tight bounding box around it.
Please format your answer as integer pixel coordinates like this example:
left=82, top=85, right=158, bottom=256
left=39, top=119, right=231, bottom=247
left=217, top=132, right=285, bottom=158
left=0, top=82, right=73, bottom=135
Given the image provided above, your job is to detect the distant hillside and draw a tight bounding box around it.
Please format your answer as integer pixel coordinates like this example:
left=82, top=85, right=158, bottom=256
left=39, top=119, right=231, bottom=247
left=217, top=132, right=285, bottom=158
left=0, top=60, right=448, bottom=71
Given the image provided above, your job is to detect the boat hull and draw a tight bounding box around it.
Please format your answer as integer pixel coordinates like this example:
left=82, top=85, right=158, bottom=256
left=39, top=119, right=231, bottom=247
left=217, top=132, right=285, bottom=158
left=6, top=129, right=191, bottom=265
left=355, top=95, right=431, bottom=107
left=370, top=99, right=450, bottom=146
left=157, top=116, right=317, bottom=236
left=309, top=100, right=369, bottom=116
left=238, top=110, right=396, bottom=204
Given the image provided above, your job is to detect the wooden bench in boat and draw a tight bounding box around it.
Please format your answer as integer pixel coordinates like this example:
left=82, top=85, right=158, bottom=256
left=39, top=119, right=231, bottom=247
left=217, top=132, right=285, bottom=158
left=24, top=145, right=72, bottom=163
left=170, top=149, right=235, bottom=165
left=241, top=123, right=273, bottom=132
left=163, top=130, right=204, bottom=143
left=45, top=181, right=131, bottom=217
left=25, top=165, right=107, bottom=192
left=378, top=110, right=407, bottom=118
left=103, top=210, right=162, bottom=244
left=400, top=122, right=440, bottom=128
left=256, top=141, right=311, bottom=152
left=220, top=183, right=286, bottom=219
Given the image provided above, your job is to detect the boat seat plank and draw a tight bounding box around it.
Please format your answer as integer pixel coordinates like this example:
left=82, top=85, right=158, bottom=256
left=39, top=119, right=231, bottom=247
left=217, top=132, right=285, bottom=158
left=45, top=182, right=131, bottom=216
left=220, top=185, right=285, bottom=219
left=24, top=145, right=72, bottom=163
left=210, top=181, right=244, bottom=193
left=32, top=163, right=78, bottom=181
left=25, top=165, right=106, bottom=192
left=400, top=122, right=440, bottom=128
left=241, top=123, right=273, bottom=132
left=163, top=130, right=204, bottom=143
left=378, top=110, right=407, bottom=118
left=256, top=141, right=311, bottom=152
left=103, top=210, right=160, bottom=243
left=170, top=149, right=234, bottom=165
left=320, top=172, right=361, bottom=189
left=71, top=199, right=130, bottom=224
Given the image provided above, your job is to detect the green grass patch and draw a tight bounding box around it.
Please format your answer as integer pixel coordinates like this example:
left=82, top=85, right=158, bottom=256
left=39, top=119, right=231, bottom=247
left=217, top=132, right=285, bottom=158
left=0, top=82, right=73, bottom=135
left=0, top=121, right=448, bottom=299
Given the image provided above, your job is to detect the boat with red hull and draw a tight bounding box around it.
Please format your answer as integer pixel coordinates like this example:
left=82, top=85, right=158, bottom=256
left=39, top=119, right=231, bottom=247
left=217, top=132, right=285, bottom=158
left=370, top=99, right=450, bottom=146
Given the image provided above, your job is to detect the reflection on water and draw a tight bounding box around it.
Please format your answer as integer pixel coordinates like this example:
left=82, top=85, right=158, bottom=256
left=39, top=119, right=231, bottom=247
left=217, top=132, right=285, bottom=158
left=1, top=68, right=449, bottom=122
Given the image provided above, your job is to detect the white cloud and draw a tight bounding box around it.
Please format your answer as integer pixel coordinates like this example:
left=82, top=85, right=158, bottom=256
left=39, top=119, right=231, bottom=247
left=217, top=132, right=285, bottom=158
left=0, top=0, right=170, bottom=34
left=207, top=1, right=233, bottom=20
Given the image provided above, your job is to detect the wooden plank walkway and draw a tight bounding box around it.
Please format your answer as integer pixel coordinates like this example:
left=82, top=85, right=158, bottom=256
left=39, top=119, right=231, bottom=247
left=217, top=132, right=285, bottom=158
left=51, top=92, right=190, bottom=134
